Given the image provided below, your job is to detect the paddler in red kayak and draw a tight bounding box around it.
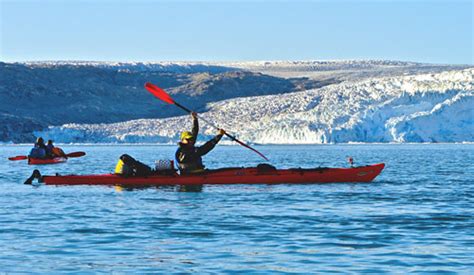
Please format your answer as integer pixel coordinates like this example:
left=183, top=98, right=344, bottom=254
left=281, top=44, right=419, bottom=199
left=28, top=137, right=47, bottom=159
left=45, top=140, right=55, bottom=157
left=175, top=112, right=225, bottom=174
left=46, top=139, right=67, bottom=158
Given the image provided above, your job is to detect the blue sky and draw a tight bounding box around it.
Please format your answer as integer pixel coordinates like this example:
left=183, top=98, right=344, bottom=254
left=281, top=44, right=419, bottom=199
left=0, top=0, right=472, bottom=64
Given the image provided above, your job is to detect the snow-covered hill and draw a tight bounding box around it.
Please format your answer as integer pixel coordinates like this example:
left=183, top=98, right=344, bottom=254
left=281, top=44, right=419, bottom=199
left=0, top=61, right=322, bottom=142
left=36, top=69, right=474, bottom=144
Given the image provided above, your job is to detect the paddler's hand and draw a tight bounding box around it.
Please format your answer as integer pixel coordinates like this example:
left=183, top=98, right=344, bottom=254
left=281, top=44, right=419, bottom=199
left=218, top=129, right=226, bottom=136
left=191, top=112, right=198, bottom=120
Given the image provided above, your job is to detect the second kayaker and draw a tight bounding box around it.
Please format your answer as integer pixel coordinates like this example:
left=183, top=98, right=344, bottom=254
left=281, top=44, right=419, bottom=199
left=175, top=112, right=225, bottom=174
left=45, top=140, right=55, bottom=157
left=47, top=140, right=67, bottom=158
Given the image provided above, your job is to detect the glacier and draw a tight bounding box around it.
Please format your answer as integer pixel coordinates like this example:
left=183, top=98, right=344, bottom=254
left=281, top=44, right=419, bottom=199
left=35, top=68, right=474, bottom=144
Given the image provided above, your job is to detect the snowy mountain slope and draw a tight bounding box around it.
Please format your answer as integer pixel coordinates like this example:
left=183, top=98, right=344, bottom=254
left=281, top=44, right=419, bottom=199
left=1, top=62, right=322, bottom=142
left=36, top=69, right=474, bottom=143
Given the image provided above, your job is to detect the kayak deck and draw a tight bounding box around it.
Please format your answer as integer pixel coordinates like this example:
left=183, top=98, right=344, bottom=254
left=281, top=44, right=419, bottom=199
left=28, top=157, right=68, bottom=165
left=39, top=163, right=385, bottom=186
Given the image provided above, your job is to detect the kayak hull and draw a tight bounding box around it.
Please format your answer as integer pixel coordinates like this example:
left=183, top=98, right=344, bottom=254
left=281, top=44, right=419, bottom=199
left=41, top=163, right=385, bottom=186
left=28, top=157, right=68, bottom=165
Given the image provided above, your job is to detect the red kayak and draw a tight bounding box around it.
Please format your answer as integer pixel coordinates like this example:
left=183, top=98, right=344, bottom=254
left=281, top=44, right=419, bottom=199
left=9, top=152, right=85, bottom=165
left=28, top=157, right=68, bottom=165
left=31, top=163, right=385, bottom=186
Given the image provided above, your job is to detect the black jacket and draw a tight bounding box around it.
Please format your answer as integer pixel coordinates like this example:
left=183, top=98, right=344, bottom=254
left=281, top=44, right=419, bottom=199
left=175, top=118, right=223, bottom=173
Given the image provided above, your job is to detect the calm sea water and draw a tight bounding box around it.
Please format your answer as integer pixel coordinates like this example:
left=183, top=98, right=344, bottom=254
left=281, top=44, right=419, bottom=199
left=0, top=144, right=473, bottom=273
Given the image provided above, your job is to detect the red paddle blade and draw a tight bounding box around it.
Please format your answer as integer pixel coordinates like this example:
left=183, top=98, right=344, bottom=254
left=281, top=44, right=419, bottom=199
left=144, top=82, right=175, bottom=104
left=8, top=155, right=28, bottom=161
left=66, top=151, right=86, bottom=158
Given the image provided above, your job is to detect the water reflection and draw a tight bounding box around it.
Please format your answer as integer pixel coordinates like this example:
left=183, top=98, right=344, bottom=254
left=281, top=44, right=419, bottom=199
left=177, top=185, right=203, bottom=192
left=112, top=184, right=204, bottom=192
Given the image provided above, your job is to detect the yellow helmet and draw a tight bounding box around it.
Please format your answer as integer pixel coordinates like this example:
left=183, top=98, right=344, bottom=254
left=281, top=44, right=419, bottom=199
left=180, top=131, right=194, bottom=141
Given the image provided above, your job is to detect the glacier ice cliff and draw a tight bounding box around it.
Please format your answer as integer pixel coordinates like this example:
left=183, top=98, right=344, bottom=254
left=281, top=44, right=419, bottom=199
left=35, top=68, right=474, bottom=144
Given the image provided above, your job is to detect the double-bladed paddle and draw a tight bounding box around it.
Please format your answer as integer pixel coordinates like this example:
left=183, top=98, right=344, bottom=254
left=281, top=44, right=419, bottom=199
left=144, top=82, right=269, bottom=161
left=8, top=151, right=86, bottom=161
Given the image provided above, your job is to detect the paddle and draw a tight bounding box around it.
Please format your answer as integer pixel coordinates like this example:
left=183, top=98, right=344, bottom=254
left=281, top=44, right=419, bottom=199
left=8, top=151, right=86, bottom=161
left=65, top=151, right=86, bottom=158
left=8, top=156, right=28, bottom=161
left=144, top=82, right=269, bottom=161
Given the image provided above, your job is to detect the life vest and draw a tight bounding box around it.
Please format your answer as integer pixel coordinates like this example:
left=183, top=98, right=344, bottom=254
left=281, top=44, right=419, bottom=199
left=176, top=150, right=205, bottom=174
left=29, top=147, right=46, bottom=158
left=46, top=144, right=54, bottom=155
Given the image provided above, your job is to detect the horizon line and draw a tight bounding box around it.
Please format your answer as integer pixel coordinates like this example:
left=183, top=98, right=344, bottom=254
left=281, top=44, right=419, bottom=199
left=2, top=59, right=472, bottom=66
